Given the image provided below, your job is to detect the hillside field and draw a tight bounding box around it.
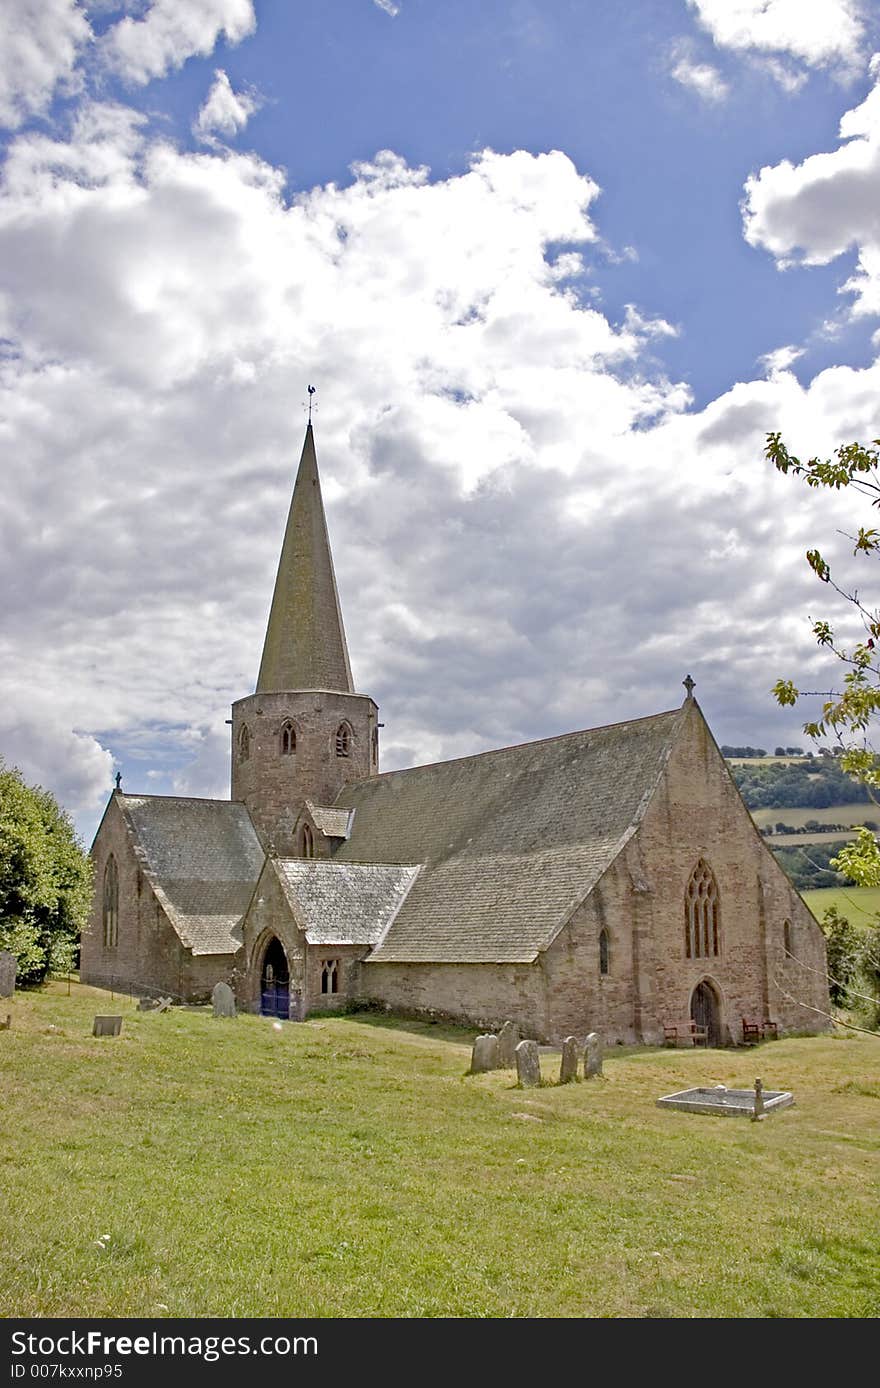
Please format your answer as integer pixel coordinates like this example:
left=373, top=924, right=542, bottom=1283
left=801, top=885, right=880, bottom=924
left=751, top=804, right=877, bottom=830
left=0, top=983, right=878, bottom=1319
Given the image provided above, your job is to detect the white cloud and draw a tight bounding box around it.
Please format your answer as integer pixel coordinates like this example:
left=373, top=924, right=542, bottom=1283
left=0, top=105, right=876, bottom=841
left=742, top=65, right=880, bottom=315
left=668, top=41, right=729, bottom=102
left=758, top=343, right=804, bottom=374
left=688, top=0, right=867, bottom=77
left=0, top=0, right=91, bottom=129
left=373, top=0, right=400, bottom=15
left=194, top=68, right=260, bottom=141
left=103, top=0, right=256, bottom=85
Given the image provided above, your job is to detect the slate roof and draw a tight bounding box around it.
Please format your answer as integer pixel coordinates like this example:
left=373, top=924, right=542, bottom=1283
left=273, top=860, right=420, bottom=945
left=117, top=795, right=264, bottom=955
left=305, top=801, right=353, bottom=840
left=332, top=708, right=684, bottom=963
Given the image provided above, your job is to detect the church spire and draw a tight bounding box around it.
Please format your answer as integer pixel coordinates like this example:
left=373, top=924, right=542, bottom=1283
left=256, top=422, right=354, bottom=694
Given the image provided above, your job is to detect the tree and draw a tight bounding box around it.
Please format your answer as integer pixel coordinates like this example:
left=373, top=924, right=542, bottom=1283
left=768, top=432, right=880, bottom=884
left=819, top=906, right=861, bottom=1006
left=0, top=760, right=92, bottom=986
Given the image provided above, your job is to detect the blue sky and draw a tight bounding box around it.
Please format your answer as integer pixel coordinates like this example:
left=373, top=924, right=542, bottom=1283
left=2, top=0, right=880, bottom=841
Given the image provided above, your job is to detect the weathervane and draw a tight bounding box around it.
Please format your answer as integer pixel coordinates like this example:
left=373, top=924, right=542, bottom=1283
left=307, top=383, right=316, bottom=423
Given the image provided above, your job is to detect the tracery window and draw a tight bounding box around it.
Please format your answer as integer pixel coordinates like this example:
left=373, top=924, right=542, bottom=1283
left=103, top=855, right=119, bottom=949
left=238, top=724, right=250, bottom=762
left=280, top=720, right=296, bottom=755
left=599, top=927, right=610, bottom=976
left=302, top=824, right=314, bottom=859
left=321, top=958, right=340, bottom=995
left=685, top=859, right=720, bottom=959
left=335, top=722, right=352, bottom=758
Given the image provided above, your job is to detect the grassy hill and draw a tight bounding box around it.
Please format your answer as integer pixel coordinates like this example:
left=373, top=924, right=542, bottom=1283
left=1, top=983, right=878, bottom=1319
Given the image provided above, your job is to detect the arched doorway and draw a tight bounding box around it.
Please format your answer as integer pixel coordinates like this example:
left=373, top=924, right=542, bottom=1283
left=260, top=937, right=290, bottom=1020
left=690, top=979, right=722, bottom=1046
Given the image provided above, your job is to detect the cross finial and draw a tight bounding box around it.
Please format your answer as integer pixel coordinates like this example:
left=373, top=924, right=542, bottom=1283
left=307, top=383, right=316, bottom=423
left=683, top=674, right=695, bottom=698
left=114, top=771, right=122, bottom=791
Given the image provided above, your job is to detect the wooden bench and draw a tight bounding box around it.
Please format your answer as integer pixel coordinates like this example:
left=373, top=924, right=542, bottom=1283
left=664, top=1020, right=708, bottom=1047
left=761, top=1020, right=779, bottom=1040
left=742, top=1018, right=762, bottom=1045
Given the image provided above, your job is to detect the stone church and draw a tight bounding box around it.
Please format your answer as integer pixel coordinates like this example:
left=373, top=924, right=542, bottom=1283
left=81, top=424, right=830, bottom=1044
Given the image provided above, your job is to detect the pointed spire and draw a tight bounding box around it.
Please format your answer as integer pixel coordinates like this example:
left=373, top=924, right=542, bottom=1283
left=256, top=423, right=354, bottom=694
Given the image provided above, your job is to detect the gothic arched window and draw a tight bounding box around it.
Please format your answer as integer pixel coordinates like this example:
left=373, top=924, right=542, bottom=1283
left=238, top=724, right=250, bottom=762
left=302, top=824, right=314, bottom=859
left=103, top=856, right=119, bottom=949
left=335, top=722, right=352, bottom=758
left=685, top=859, right=720, bottom=959
left=599, top=927, right=610, bottom=976
left=280, top=720, right=296, bottom=756
left=321, top=958, right=340, bottom=994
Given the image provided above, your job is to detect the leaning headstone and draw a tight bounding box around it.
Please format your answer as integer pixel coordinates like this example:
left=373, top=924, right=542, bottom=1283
left=212, top=982, right=236, bottom=1018
left=0, top=1015, right=11, bottom=1031
left=155, top=996, right=173, bottom=1013
left=93, top=1016, right=122, bottom=1037
left=470, top=1033, right=500, bottom=1073
left=515, top=1039, right=542, bottom=1088
left=0, top=951, right=16, bottom=998
left=498, top=1020, right=520, bottom=1068
left=137, top=997, right=157, bottom=1012
left=559, top=1036, right=579, bottom=1084
left=583, top=1031, right=603, bottom=1078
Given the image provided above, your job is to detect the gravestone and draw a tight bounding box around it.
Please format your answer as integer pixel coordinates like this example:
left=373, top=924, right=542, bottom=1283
left=93, top=1016, right=123, bottom=1037
left=0, top=951, right=16, bottom=998
left=584, top=1032, right=603, bottom=1078
left=497, top=1020, right=520, bottom=1068
left=155, top=996, right=173, bottom=1013
left=515, top=1039, right=541, bottom=1088
left=212, top=982, right=236, bottom=1018
left=559, top=1036, right=579, bottom=1084
left=137, top=997, right=157, bottom=1012
left=0, top=1015, right=10, bottom=1031
left=470, top=1033, right=500, bottom=1073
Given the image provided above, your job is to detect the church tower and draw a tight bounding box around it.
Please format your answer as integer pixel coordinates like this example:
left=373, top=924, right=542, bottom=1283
left=230, top=422, right=378, bottom=852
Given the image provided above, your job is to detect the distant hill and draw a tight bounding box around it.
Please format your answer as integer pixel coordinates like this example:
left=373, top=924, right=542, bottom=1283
left=725, top=755, right=874, bottom=892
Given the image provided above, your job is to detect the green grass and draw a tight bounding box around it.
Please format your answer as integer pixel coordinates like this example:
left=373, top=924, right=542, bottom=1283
left=1, top=983, right=879, bottom=1318
left=801, top=885, right=880, bottom=924
left=752, top=803, right=876, bottom=830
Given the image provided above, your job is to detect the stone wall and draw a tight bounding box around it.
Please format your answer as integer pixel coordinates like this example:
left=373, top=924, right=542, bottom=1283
left=81, top=795, right=213, bottom=1000
left=230, top=688, right=378, bottom=853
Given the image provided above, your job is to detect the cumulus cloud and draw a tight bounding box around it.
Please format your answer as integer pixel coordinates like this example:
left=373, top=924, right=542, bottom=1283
left=668, top=40, right=729, bottom=102
left=0, top=101, right=875, bottom=839
left=194, top=68, right=260, bottom=141
left=742, top=63, right=880, bottom=315
left=103, top=0, right=256, bottom=85
left=688, top=0, right=867, bottom=78
left=0, top=0, right=91, bottom=129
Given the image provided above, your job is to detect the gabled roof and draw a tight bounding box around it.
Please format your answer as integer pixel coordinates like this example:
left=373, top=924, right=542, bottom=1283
left=116, top=795, right=264, bottom=955
left=273, top=860, right=420, bottom=945
left=256, top=422, right=354, bottom=694
left=332, top=708, right=684, bottom=963
left=305, top=801, right=353, bottom=840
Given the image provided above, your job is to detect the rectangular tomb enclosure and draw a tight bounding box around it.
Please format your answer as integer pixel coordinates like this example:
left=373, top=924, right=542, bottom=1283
left=656, top=1086, right=794, bottom=1117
